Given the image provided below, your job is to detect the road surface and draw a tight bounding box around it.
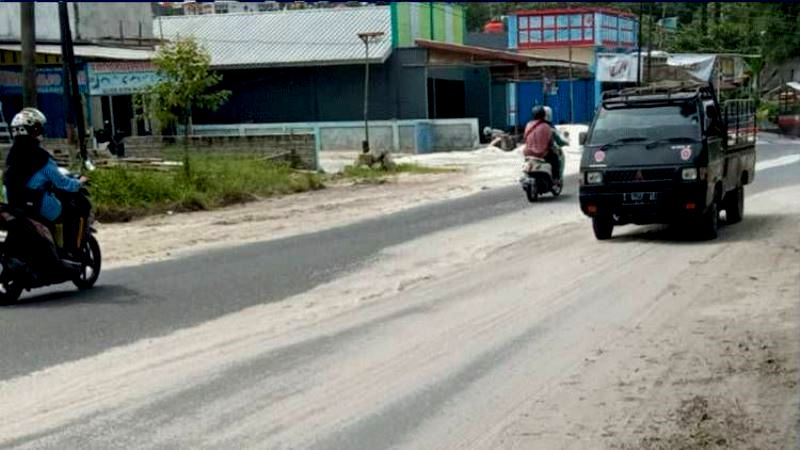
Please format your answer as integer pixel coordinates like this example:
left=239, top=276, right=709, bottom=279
left=0, top=138, right=798, bottom=449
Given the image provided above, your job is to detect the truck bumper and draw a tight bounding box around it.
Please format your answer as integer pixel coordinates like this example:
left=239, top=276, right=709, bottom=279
left=579, top=182, right=708, bottom=225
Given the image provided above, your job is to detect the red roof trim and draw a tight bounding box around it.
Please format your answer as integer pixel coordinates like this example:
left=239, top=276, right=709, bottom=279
left=512, top=7, right=638, bottom=19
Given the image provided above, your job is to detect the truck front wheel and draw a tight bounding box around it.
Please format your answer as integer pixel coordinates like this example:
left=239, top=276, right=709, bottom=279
left=699, top=201, right=719, bottom=240
left=592, top=215, right=614, bottom=240
left=725, top=186, right=744, bottom=224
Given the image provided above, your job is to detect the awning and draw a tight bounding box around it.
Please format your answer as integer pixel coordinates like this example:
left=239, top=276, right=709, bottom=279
left=0, top=44, right=154, bottom=61
left=414, top=39, right=591, bottom=81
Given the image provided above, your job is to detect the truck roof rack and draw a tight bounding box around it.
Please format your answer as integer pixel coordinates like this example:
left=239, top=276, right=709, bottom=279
left=602, top=81, right=715, bottom=104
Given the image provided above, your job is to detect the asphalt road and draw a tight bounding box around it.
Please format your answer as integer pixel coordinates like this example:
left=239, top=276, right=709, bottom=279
left=0, top=139, right=797, bottom=385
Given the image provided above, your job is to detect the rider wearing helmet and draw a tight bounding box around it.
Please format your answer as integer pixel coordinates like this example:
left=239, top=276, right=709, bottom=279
left=524, top=105, right=552, bottom=159
left=4, top=108, right=87, bottom=256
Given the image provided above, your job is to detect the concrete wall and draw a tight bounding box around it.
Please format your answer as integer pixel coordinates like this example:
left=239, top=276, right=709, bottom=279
left=0, top=3, right=153, bottom=42
left=187, top=118, right=481, bottom=154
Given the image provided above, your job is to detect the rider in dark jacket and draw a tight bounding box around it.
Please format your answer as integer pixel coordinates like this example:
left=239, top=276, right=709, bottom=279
left=4, top=108, right=87, bottom=266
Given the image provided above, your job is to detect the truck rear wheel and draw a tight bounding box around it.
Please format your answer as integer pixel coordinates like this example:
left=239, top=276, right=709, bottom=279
left=592, top=215, right=614, bottom=240
left=725, top=186, right=744, bottom=224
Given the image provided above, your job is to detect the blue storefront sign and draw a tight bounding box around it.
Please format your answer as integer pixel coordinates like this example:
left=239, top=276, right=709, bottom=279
left=0, top=67, right=88, bottom=94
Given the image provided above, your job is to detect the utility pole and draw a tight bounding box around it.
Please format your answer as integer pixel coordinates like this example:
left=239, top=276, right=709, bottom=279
left=20, top=3, right=37, bottom=108
left=567, top=4, right=574, bottom=123
left=637, top=2, right=644, bottom=86
left=357, top=31, right=384, bottom=155
left=58, top=2, right=87, bottom=162
left=646, top=3, right=654, bottom=83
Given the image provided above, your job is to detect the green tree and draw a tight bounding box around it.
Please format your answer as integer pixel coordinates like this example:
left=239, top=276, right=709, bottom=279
left=140, top=37, right=229, bottom=139
left=138, top=37, right=229, bottom=176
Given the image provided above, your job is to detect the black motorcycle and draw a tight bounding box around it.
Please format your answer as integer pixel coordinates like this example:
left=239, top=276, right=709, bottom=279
left=0, top=165, right=101, bottom=304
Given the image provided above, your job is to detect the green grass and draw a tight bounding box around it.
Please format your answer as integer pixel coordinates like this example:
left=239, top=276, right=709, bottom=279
left=89, top=155, right=454, bottom=223
left=90, top=154, right=324, bottom=222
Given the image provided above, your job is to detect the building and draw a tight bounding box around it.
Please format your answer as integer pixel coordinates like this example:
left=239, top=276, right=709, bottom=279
left=0, top=2, right=156, bottom=138
left=506, top=7, right=639, bottom=126
left=157, top=3, right=582, bottom=150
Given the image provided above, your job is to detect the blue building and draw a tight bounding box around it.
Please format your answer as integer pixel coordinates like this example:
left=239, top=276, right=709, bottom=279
left=506, top=6, right=639, bottom=126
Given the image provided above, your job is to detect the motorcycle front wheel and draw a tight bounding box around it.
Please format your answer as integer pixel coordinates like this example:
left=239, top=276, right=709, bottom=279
left=73, top=235, right=101, bottom=290
left=551, top=179, right=562, bottom=197
left=0, top=278, right=23, bottom=305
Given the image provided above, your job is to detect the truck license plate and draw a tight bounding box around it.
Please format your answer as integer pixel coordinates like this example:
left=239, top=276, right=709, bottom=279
left=624, top=192, right=657, bottom=203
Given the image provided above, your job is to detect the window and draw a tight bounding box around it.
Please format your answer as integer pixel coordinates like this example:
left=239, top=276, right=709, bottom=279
left=589, top=104, right=701, bottom=146
left=518, top=12, right=593, bottom=47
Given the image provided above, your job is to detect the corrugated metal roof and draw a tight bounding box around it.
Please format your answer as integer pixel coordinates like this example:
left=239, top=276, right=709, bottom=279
left=155, top=6, right=392, bottom=69
left=0, top=44, right=154, bottom=60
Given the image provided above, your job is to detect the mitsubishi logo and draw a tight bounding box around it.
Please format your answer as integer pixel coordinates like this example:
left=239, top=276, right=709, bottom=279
left=634, top=170, right=644, bottom=182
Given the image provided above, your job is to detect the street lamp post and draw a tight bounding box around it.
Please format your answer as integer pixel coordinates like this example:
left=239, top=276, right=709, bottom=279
left=358, top=31, right=384, bottom=154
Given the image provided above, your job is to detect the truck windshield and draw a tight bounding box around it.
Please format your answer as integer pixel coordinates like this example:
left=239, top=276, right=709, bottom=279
left=589, top=103, right=700, bottom=147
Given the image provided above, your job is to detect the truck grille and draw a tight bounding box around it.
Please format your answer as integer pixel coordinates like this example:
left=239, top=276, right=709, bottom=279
left=605, top=168, right=676, bottom=183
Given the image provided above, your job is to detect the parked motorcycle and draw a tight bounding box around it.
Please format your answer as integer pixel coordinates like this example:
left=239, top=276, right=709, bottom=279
left=0, top=163, right=101, bottom=304
left=519, top=147, right=564, bottom=202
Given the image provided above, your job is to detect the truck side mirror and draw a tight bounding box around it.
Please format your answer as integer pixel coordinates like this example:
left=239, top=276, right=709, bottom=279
left=579, top=132, right=587, bottom=145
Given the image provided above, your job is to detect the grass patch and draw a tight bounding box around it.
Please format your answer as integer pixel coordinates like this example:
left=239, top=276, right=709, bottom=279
left=90, top=154, right=324, bottom=222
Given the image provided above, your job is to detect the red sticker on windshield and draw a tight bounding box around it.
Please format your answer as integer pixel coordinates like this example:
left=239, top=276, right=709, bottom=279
left=680, top=147, right=692, bottom=160
left=594, top=151, right=606, bottom=163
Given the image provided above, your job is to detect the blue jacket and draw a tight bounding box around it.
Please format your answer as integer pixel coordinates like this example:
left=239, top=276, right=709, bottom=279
left=24, top=159, right=81, bottom=221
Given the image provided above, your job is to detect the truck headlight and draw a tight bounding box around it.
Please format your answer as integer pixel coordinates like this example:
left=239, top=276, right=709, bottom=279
left=585, top=171, right=603, bottom=184
left=682, top=168, right=698, bottom=181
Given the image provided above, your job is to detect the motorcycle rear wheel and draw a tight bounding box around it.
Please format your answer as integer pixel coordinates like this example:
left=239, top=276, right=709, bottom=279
left=525, top=182, right=539, bottom=203
left=73, top=235, right=101, bottom=290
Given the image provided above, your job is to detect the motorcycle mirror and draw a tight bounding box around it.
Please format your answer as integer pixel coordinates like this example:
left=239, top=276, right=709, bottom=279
left=579, top=132, right=587, bottom=145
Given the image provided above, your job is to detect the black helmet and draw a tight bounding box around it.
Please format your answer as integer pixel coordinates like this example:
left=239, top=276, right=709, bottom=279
left=531, top=105, right=546, bottom=121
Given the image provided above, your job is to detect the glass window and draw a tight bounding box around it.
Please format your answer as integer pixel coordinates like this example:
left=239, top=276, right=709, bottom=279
left=557, top=15, right=569, bottom=27
left=530, top=16, right=541, bottom=28
left=529, top=30, right=541, bottom=42
left=583, top=14, right=594, bottom=27
left=584, top=28, right=594, bottom=41
left=520, top=31, right=529, bottom=44
left=519, top=16, right=529, bottom=29
left=589, top=104, right=701, bottom=146
left=557, top=28, right=569, bottom=41
left=570, top=14, right=582, bottom=27
left=543, top=15, right=554, bottom=28
left=543, top=29, right=555, bottom=41
left=570, top=28, right=582, bottom=41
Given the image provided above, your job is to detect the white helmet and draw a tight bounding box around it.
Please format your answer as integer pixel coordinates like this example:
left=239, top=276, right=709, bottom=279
left=11, top=107, right=47, bottom=139
left=543, top=106, right=553, bottom=123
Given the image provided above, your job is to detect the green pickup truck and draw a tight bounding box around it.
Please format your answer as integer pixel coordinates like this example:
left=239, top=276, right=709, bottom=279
left=579, top=83, right=756, bottom=240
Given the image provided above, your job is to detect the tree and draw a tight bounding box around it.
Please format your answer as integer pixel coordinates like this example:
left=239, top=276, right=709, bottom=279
left=139, top=37, right=229, bottom=139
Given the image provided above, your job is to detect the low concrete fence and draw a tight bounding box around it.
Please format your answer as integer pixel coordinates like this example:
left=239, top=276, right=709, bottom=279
left=185, top=118, right=481, bottom=154
left=42, top=133, right=319, bottom=170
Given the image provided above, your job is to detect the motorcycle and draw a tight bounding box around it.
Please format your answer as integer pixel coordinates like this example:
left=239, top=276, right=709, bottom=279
left=520, top=146, right=564, bottom=202
left=0, top=162, right=101, bottom=304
